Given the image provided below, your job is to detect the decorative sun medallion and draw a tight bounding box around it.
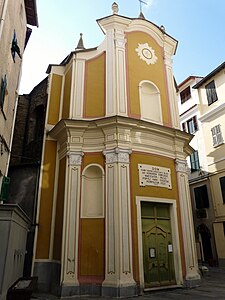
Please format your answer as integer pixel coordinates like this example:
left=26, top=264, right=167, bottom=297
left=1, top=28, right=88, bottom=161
left=135, top=43, right=158, bottom=65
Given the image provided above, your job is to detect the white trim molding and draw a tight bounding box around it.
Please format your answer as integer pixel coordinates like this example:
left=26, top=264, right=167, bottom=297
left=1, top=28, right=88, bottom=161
left=175, top=158, right=201, bottom=283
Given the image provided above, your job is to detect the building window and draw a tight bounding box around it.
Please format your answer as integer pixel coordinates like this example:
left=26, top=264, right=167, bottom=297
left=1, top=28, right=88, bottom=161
left=11, top=30, right=21, bottom=62
left=194, top=185, right=209, bottom=209
left=180, top=86, right=191, bottom=104
left=220, top=176, right=225, bottom=204
left=182, top=116, right=198, bottom=134
left=211, top=124, right=223, bottom=147
left=187, top=116, right=198, bottom=134
left=190, top=150, right=200, bottom=172
left=0, top=75, right=7, bottom=108
left=205, top=80, right=218, bottom=105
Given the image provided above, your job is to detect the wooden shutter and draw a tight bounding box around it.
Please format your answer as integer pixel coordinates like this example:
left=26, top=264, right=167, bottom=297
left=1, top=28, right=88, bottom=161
left=0, top=176, right=10, bottom=202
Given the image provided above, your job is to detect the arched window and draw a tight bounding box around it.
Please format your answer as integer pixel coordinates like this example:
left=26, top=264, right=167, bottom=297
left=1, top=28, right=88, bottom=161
left=139, top=81, right=162, bottom=124
left=81, top=164, right=104, bottom=218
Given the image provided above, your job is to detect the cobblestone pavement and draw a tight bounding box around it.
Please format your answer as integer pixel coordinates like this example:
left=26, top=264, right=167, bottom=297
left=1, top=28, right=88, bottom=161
left=31, top=267, right=225, bottom=300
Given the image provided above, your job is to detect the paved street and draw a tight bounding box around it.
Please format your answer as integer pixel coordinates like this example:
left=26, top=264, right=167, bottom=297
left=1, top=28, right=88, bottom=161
left=31, top=267, right=225, bottom=300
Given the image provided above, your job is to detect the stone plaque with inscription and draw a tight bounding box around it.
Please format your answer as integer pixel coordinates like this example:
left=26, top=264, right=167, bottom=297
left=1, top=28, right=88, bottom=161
left=138, top=164, right=172, bottom=189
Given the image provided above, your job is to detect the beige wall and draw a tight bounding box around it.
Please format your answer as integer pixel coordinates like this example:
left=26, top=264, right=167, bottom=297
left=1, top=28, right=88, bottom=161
left=210, top=172, right=225, bottom=218
left=213, top=222, right=225, bottom=265
left=0, top=0, right=29, bottom=180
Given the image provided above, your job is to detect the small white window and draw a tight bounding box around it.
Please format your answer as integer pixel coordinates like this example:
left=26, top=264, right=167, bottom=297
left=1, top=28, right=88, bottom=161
left=211, top=125, right=223, bottom=147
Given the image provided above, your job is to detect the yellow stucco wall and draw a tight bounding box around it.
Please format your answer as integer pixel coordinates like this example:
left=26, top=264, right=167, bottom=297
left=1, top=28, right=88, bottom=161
left=130, top=152, right=185, bottom=281
left=79, top=152, right=105, bottom=278
left=79, top=218, right=105, bottom=277
left=82, top=152, right=105, bottom=169
left=36, top=140, right=57, bottom=259
left=62, top=67, right=72, bottom=119
left=84, top=53, right=105, bottom=118
left=53, top=156, right=66, bottom=261
left=48, top=74, right=63, bottom=125
left=126, top=32, right=170, bottom=125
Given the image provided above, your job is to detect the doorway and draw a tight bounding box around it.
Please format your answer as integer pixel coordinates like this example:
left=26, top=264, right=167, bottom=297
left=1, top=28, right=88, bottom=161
left=141, top=202, right=176, bottom=288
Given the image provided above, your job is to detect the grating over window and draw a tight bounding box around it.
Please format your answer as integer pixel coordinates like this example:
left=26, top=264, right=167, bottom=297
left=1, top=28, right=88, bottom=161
left=211, top=124, right=223, bottom=147
left=205, top=80, right=218, bottom=105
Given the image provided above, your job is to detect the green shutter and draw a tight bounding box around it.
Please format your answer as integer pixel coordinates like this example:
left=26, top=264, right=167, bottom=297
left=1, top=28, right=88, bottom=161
left=0, top=176, right=10, bottom=202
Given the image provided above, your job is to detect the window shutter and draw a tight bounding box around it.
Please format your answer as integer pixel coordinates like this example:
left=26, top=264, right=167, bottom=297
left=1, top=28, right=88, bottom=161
left=0, top=75, right=7, bottom=107
left=11, top=30, right=21, bottom=62
left=193, top=115, right=198, bottom=131
left=220, top=177, right=225, bottom=204
left=211, top=125, right=223, bottom=147
left=0, top=176, right=10, bottom=202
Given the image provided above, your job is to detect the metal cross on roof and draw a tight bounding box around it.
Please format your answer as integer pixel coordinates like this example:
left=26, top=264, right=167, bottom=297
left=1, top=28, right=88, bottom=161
left=139, top=0, right=148, bottom=13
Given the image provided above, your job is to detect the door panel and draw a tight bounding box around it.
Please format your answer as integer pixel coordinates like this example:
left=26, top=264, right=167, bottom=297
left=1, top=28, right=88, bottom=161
left=141, top=202, right=175, bottom=288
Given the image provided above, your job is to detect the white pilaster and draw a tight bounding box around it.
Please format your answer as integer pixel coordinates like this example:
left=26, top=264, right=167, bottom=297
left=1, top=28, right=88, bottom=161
left=61, top=151, right=83, bottom=285
left=72, top=59, right=85, bottom=119
left=105, top=28, right=116, bottom=116
left=175, top=159, right=200, bottom=282
left=103, top=17, right=130, bottom=117
left=115, top=29, right=128, bottom=116
left=103, top=148, right=135, bottom=291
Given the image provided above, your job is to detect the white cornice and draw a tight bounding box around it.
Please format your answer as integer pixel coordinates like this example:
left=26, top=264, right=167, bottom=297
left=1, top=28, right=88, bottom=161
left=48, top=117, right=192, bottom=160
left=199, top=102, right=225, bottom=122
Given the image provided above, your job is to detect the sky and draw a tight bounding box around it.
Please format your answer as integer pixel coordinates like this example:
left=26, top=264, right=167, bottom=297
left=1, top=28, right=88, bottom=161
left=20, top=0, right=225, bottom=94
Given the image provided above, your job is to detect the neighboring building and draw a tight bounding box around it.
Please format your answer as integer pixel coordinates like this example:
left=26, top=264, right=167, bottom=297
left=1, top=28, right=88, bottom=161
left=7, top=78, right=48, bottom=276
left=0, top=1, right=38, bottom=299
left=33, top=3, right=200, bottom=298
left=193, top=62, right=225, bottom=267
left=178, top=76, right=218, bottom=266
left=0, top=0, right=38, bottom=200
left=178, top=62, right=225, bottom=267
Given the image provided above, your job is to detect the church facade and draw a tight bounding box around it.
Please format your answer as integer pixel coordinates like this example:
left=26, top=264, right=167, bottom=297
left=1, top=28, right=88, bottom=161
left=33, top=3, right=200, bottom=297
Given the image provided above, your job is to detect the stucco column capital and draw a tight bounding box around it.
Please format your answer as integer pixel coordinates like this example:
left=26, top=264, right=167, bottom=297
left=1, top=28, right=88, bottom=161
left=67, top=151, right=84, bottom=166
left=103, top=148, right=132, bottom=164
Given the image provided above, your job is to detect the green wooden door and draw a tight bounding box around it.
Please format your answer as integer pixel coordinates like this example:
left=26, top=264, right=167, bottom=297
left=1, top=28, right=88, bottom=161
left=141, top=202, right=175, bottom=288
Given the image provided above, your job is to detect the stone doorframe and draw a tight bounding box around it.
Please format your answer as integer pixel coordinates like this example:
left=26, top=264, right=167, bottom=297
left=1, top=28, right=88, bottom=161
left=136, top=196, right=183, bottom=291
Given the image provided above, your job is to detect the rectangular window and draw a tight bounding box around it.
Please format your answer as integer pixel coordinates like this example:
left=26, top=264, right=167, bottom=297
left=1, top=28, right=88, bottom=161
left=211, top=124, right=223, bottom=147
left=205, top=80, right=218, bottom=105
left=220, top=176, right=225, bottom=204
left=190, top=150, right=200, bottom=172
left=180, top=86, right=191, bottom=104
left=187, top=116, right=198, bottom=134
left=194, top=185, right=209, bottom=209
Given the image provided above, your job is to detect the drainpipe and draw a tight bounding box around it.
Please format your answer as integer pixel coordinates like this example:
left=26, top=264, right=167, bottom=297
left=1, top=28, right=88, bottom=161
left=0, top=0, right=9, bottom=41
